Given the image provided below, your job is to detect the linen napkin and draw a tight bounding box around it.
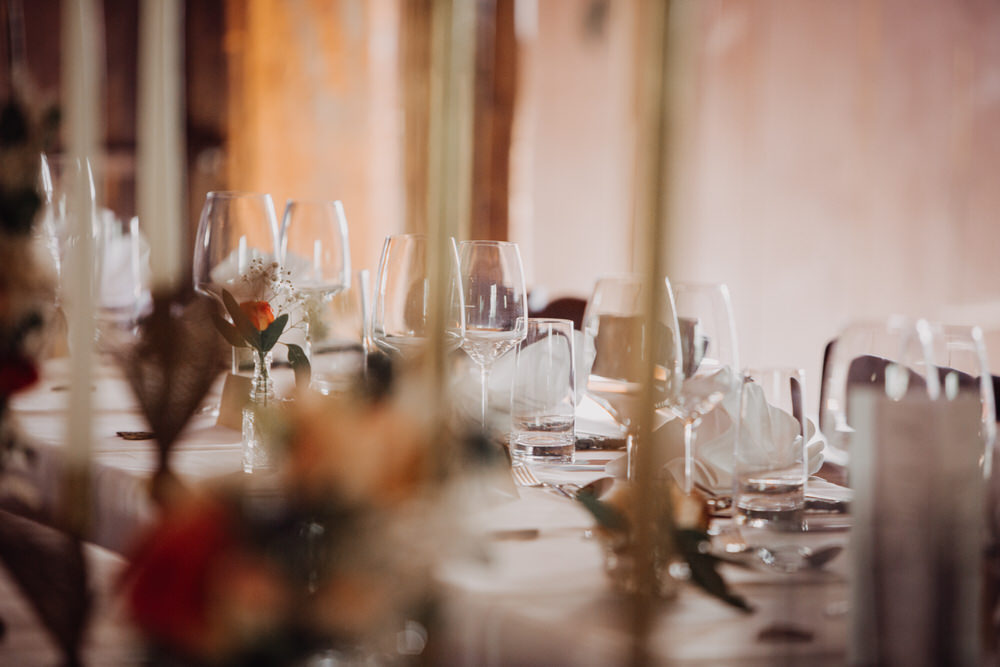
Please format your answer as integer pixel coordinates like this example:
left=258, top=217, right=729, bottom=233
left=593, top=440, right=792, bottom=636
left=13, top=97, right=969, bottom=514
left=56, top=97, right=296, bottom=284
left=658, top=381, right=825, bottom=493
left=599, top=372, right=824, bottom=492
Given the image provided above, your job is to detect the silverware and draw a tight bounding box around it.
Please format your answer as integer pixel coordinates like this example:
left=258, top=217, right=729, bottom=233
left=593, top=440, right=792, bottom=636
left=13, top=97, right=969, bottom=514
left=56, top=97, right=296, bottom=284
left=511, top=465, right=575, bottom=499
left=510, top=466, right=614, bottom=501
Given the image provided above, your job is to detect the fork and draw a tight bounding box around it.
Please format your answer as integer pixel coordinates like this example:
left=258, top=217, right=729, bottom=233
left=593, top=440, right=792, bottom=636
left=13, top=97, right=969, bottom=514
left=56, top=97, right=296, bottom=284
left=510, top=465, right=578, bottom=499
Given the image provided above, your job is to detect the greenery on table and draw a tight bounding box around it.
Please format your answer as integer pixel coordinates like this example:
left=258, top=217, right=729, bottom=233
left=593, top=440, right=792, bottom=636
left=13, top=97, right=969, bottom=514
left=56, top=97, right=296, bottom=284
left=578, top=479, right=751, bottom=612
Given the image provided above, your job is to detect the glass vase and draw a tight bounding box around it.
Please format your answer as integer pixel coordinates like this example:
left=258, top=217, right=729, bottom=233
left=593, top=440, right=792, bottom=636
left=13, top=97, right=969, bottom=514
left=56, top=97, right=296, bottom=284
left=242, top=350, right=275, bottom=473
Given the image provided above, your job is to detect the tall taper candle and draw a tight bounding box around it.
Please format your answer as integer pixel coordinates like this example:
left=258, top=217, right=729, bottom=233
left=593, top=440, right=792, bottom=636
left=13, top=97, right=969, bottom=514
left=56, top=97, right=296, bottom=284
left=62, top=0, right=100, bottom=532
left=138, top=0, right=184, bottom=290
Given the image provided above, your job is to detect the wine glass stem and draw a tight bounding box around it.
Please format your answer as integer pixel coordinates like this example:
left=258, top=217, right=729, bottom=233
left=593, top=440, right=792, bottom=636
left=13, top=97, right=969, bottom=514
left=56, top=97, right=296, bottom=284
left=480, top=365, right=491, bottom=430
left=683, top=418, right=696, bottom=494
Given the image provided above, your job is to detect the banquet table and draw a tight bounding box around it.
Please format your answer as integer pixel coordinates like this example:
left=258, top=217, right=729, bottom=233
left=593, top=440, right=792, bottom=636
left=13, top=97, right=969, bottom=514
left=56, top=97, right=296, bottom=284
left=0, top=358, right=850, bottom=665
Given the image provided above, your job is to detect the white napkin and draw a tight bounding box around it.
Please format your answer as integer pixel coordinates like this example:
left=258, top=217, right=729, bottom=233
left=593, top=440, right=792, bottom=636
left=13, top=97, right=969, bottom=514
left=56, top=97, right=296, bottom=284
left=98, top=213, right=149, bottom=312
left=658, top=383, right=824, bottom=493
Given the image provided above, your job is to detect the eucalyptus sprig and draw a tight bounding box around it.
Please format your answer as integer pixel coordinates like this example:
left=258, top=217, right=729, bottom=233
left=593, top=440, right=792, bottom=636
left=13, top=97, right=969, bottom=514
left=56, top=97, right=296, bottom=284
left=212, top=288, right=311, bottom=388
left=577, top=485, right=751, bottom=612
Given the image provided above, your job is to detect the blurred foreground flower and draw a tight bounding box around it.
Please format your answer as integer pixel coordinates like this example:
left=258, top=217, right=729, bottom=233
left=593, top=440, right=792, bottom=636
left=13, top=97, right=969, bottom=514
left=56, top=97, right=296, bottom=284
left=123, top=378, right=463, bottom=665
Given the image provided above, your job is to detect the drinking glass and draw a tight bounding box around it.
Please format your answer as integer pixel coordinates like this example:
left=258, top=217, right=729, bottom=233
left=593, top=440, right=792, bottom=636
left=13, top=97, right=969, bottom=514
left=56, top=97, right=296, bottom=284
left=371, top=234, right=463, bottom=359
left=38, top=154, right=98, bottom=303
left=819, top=316, right=942, bottom=476
left=582, top=275, right=682, bottom=474
left=934, top=324, right=996, bottom=478
left=734, top=367, right=808, bottom=531
left=95, top=212, right=149, bottom=348
left=458, top=241, right=527, bottom=430
left=193, top=191, right=279, bottom=377
left=511, top=318, right=576, bottom=463
left=279, top=199, right=351, bottom=355
left=310, top=269, right=369, bottom=395
left=193, top=191, right=279, bottom=300
left=673, top=282, right=740, bottom=494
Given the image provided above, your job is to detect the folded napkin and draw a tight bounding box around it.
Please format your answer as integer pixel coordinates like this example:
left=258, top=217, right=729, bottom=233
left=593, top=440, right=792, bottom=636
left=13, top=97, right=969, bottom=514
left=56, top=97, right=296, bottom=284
left=658, top=380, right=825, bottom=493
left=602, top=371, right=824, bottom=492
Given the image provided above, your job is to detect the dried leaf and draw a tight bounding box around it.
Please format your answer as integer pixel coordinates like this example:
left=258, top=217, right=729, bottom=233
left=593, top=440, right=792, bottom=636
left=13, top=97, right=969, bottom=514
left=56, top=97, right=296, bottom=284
left=117, top=292, right=226, bottom=506
left=0, top=509, right=90, bottom=665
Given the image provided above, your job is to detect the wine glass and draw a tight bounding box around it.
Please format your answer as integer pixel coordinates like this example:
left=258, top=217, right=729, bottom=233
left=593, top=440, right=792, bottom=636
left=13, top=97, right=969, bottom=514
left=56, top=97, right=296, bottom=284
left=582, top=275, right=682, bottom=475
left=672, top=282, right=740, bottom=494
left=38, top=154, right=98, bottom=304
left=933, top=324, right=996, bottom=478
left=192, top=191, right=279, bottom=376
left=819, top=316, right=943, bottom=479
left=458, top=241, right=527, bottom=430
left=371, top=234, right=463, bottom=359
left=279, top=199, right=350, bottom=326
left=94, top=212, right=150, bottom=350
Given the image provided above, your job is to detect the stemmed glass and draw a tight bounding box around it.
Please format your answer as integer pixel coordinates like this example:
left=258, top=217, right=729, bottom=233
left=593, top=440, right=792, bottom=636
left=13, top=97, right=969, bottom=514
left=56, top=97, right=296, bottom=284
left=934, top=324, right=996, bottom=478
left=582, top=275, right=682, bottom=476
left=458, top=241, right=527, bottom=430
left=371, top=234, right=463, bottom=359
left=279, top=199, right=351, bottom=356
left=819, top=317, right=943, bottom=476
left=672, top=282, right=740, bottom=494
left=192, top=191, right=279, bottom=376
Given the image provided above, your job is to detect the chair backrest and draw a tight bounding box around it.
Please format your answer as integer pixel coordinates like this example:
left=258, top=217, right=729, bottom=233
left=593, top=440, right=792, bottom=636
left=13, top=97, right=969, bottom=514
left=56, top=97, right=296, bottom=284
left=529, top=296, right=587, bottom=330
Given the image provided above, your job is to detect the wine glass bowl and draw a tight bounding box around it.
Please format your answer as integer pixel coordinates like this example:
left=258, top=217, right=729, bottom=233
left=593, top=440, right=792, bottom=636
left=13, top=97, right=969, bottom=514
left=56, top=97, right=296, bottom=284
left=192, top=191, right=279, bottom=303
left=371, top=234, right=463, bottom=359
left=582, top=276, right=645, bottom=429
left=279, top=199, right=351, bottom=301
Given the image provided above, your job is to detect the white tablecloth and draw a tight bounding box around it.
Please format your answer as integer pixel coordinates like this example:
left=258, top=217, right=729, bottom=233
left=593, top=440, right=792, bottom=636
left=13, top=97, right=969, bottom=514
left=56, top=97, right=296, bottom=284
left=4, top=359, right=849, bottom=665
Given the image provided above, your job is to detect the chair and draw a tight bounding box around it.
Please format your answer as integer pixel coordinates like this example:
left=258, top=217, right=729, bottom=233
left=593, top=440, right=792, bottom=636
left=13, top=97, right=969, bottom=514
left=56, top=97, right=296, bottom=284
left=528, top=296, right=587, bottom=330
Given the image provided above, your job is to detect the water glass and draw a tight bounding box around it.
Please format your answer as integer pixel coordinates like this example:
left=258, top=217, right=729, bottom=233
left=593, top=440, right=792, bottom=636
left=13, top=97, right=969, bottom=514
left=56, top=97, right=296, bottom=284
left=733, top=367, right=807, bottom=531
left=511, top=318, right=576, bottom=463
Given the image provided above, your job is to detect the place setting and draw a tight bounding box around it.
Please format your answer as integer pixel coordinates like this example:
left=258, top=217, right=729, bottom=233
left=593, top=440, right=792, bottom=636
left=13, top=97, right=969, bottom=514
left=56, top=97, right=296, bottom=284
left=4, top=2, right=1000, bottom=665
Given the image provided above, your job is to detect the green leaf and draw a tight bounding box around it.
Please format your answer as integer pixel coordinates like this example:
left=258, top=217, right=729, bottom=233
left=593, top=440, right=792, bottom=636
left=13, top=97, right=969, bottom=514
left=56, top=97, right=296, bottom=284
left=286, top=343, right=311, bottom=388
left=576, top=494, right=629, bottom=533
left=222, top=289, right=261, bottom=350
left=260, top=314, right=288, bottom=352
left=211, top=313, right=247, bottom=347
left=675, top=529, right=752, bottom=613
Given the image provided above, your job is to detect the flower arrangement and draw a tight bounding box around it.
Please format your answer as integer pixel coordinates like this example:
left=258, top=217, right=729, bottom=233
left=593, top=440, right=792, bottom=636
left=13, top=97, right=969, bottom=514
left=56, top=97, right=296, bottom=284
left=124, top=381, right=457, bottom=665
left=212, top=258, right=312, bottom=387
left=578, top=478, right=751, bottom=611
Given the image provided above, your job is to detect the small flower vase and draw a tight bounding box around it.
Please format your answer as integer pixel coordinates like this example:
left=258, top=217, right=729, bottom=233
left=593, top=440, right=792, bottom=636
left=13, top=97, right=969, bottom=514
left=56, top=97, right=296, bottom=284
left=242, top=350, right=275, bottom=473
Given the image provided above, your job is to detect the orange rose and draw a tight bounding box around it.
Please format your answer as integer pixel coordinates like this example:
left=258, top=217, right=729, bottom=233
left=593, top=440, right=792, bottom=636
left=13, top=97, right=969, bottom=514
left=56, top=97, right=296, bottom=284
left=239, top=300, right=275, bottom=331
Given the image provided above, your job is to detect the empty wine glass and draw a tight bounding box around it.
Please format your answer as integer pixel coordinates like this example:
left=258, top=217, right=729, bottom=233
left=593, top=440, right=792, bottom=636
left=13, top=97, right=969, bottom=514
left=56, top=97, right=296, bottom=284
left=371, top=234, right=463, bottom=359
left=193, top=191, right=279, bottom=377
left=94, top=212, right=150, bottom=350
left=38, top=154, right=98, bottom=305
left=193, top=191, right=279, bottom=300
left=933, top=324, right=996, bottom=478
left=819, top=316, right=942, bottom=481
left=582, top=275, right=682, bottom=475
left=672, top=282, right=740, bottom=494
left=458, top=241, right=527, bottom=430
left=279, top=199, right=351, bottom=355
